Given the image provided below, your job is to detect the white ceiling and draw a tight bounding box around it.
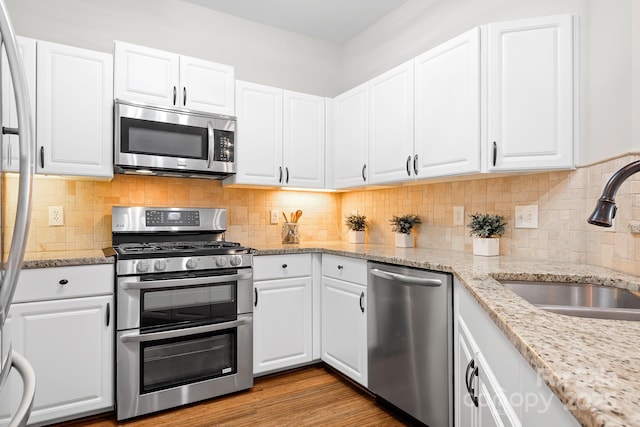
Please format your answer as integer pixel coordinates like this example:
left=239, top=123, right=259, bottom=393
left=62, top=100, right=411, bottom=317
left=181, top=0, right=408, bottom=44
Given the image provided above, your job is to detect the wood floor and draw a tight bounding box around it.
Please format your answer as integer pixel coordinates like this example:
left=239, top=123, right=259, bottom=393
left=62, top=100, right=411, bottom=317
left=56, top=365, right=418, bottom=427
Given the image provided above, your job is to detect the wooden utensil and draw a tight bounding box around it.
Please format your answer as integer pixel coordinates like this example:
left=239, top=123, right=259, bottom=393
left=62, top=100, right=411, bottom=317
left=282, top=212, right=289, bottom=223
left=294, top=210, right=303, bottom=222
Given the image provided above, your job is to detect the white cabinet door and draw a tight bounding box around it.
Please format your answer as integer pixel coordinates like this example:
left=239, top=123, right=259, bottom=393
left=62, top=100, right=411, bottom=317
left=455, top=317, right=476, bottom=427
left=9, top=295, right=113, bottom=425
left=414, top=28, right=481, bottom=179
left=253, top=277, right=313, bottom=375
left=283, top=90, right=325, bottom=188
left=233, top=80, right=283, bottom=186
left=180, top=55, right=234, bottom=115
left=1, top=36, right=36, bottom=172
left=321, top=276, right=367, bottom=386
left=333, top=84, right=368, bottom=188
left=113, top=41, right=179, bottom=107
left=487, top=14, right=575, bottom=171
left=368, top=60, right=414, bottom=184
left=37, top=41, right=113, bottom=177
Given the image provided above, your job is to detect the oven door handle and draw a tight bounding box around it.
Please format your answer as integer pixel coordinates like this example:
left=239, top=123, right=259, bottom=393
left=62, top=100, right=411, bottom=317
left=120, top=272, right=253, bottom=290
left=120, top=315, right=252, bottom=343
left=207, top=121, right=214, bottom=168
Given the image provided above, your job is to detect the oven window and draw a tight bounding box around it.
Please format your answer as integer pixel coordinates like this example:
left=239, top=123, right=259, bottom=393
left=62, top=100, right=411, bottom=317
left=141, top=283, right=236, bottom=328
left=141, top=330, right=236, bottom=394
left=121, top=117, right=208, bottom=160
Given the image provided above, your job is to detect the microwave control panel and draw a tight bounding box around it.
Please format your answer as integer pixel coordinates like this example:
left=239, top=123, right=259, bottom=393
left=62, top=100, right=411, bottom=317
left=214, top=130, right=234, bottom=162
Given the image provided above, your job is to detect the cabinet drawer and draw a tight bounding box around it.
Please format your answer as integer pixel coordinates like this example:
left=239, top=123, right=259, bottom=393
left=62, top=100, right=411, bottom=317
left=254, top=254, right=312, bottom=281
left=322, top=254, right=367, bottom=284
left=12, top=264, right=114, bottom=303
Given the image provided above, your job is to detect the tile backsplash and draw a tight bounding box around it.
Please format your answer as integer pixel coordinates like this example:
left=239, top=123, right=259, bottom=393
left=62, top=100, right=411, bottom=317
left=4, top=154, right=640, bottom=276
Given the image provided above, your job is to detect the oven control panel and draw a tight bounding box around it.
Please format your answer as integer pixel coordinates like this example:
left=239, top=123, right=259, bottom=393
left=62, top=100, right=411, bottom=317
left=117, top=254, right=253, bottom=275
left=146, top=210, right=200, bottom=227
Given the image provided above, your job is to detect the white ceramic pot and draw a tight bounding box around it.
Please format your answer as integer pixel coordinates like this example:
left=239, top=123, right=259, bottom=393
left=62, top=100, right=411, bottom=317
left=395, top=233, right=414, bottom=248
left=473, top=237, right=499, bottom=256
left=348, top=230, right=365, bottom=244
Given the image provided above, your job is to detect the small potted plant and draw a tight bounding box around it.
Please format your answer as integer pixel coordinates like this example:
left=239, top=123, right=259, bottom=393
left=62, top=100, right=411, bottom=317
left=345, top=213, right=367, bottom=244
left=467, top=212, right=507, bottom=256
left=390, top=214, right=422, bottom=248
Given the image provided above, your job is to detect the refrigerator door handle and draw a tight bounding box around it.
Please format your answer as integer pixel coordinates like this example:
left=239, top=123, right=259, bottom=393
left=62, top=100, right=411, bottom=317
left=8, top=351, right=36, bottom=427
left=0, top=0, right=35, bottom=326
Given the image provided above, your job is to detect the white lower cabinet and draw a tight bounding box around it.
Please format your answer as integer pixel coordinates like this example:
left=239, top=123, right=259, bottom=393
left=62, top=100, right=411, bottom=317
left=454, top=279, right=580, bottom=427
left=320, top=255, right=367, bottom=386
left=1, top=265, right=114, bottom=426
left=253, top=254, right=316, bottom=375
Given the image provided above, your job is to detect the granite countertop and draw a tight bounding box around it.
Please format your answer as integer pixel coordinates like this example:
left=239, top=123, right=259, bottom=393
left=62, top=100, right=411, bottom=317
left=253, top=241, right=640, bottom=427
left=22, top=242, right=639, bottom=426
left=21, top=249, right=114, bottom=268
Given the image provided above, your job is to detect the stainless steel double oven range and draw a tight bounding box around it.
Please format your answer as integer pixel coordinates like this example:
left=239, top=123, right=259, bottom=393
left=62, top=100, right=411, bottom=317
left=109, top=206, right=253, bottom=420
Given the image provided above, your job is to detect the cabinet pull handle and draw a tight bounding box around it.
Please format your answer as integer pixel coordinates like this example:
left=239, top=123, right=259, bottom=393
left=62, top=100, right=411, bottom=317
left=362, top=164, right=367, bottom=182
left=282, top=264, right=288, bottom=269
left=406, top=155, right=412, bottom=176
left=359, top=291, right=365, bottom=313
left=40, top=146, right=44, bottom=168
left=183, top=87, right=187, bottom=106
left=492, top=141, right=497, bottom=167
left=106, top=302, right=110, bottom=327
left=58, top=279, right=68, bottom=286
left=254, top=288, right=258, bottom=307
left=465, top=358, right=479, bottom=407
left=2, top=126, right=18, bottom=135
left=279, top=166, right=283, bottom=183
left=173, top=86, right=177, bottom=105
left=285, top=167, right=289, bottom=184
left=413, top=154, right=418, bottom=176
left=337, top=265, right=343, bottom=270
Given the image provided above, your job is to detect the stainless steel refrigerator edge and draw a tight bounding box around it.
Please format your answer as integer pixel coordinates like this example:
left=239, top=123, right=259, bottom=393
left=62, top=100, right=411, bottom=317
left=0, top=0, right=36, bottom=425
left=368, top=262, right=453, bottom=427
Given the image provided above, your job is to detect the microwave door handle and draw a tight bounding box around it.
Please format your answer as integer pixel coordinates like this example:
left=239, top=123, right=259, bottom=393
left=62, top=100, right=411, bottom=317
left=207, top=122, right=214, bottom=168
left=120, top=272, right=253, bottom=290
left=120, top=315, right=252, bottom=343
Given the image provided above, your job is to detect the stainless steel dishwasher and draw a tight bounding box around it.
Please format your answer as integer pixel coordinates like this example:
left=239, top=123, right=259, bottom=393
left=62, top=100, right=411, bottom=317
left=368, top=262, right=453, bottom=427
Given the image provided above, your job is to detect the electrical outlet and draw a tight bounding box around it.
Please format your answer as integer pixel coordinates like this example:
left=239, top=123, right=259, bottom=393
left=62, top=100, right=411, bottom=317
left=453, top=206, right=465, bottom=226
left=48, top=206, right=64, bottom=226
left=270, top=210, right=279, bottom=224
left=514, top=205, right=538, bottom=229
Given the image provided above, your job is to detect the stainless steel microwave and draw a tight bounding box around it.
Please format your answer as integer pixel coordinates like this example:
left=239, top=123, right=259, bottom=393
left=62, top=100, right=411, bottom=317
left=114, top=99, right=236, bottom=179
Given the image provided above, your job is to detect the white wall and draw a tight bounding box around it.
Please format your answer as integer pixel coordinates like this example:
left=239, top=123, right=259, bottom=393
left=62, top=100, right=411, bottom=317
left=339, top=0, right=634, bottom=167
left=5, top=0, right=340, bottom=97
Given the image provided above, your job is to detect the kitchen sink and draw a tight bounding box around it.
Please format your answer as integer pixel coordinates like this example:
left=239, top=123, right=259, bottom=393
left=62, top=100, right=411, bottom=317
left=499, top=280, right=640, bottom=321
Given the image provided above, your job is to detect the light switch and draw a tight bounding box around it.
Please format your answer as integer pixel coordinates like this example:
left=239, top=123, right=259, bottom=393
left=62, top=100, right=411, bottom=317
left=270, top=210, right=279, bottom=224
left=453, top=206, right=465, bottom=226
left=514, top=205, right=538, bottom=229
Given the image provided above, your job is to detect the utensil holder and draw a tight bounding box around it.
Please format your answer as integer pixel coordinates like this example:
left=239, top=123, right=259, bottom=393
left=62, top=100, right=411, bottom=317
left=282, top=222, right=300, bottom=244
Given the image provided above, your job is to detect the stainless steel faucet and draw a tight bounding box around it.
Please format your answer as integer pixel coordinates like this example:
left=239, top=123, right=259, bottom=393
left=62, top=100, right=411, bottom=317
left=587, top=160, right=640, bottom=227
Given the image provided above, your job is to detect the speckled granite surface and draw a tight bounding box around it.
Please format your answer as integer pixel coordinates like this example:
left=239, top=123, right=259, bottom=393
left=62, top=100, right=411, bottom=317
left=253, top=242, right=640, bottom=427
left=21, top=249, right=114, bottom=268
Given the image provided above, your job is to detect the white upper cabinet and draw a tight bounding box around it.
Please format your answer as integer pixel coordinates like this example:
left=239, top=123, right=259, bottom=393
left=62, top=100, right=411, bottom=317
left=414, top=28, right=481, bottom=179
left=234, top=80, right=283, bottom=185
left=230, top=80, right=325, bottom=189
left=37, top=41, right=113, bottom=177
left=283, top=90, right=325, bottom=188
left=487, top=14, right=575, bottom=171
left=114, top=41, right=234, bottom=115
left=1, top=36, right=36, bottom=173
left=367, top=60, right=415, bottom=185
left=333, top=83, right=368, bottom=188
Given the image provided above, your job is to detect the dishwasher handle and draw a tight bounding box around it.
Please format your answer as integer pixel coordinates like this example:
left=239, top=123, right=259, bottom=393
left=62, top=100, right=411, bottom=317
left=370, top=268, right=442, bottom=287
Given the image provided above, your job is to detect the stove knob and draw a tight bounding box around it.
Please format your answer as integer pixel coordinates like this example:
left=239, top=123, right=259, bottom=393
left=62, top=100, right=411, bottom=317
left=216, top=257, right=228, bottom=267
left=155, top=260, right=167, bottom=271
left=186, top=258, right=198, bottom=269
left=136, top=260, right=150, bottom=273
left=230, top=255, right=242, bottom=267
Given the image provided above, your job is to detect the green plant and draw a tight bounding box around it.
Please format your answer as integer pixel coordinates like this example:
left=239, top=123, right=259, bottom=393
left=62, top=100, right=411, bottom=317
left=390, top=214, right=422, bottom=234
left=345, top=213, right=367, bottom=231
left=467, top=212, right=506, bottom=238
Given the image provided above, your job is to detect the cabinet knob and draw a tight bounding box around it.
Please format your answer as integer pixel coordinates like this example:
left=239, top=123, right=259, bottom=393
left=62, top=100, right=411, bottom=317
left=337, top=265, right=343, bottom=270
left=58, top=279, right=68, bottom=286
left=282, top=264, right=288, bottom=269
